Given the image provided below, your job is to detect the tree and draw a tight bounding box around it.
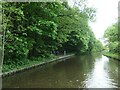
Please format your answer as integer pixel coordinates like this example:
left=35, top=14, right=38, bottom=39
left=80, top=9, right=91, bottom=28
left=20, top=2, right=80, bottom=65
left=2, top=1, right=103, bottom=66
left=104, top=22, right=119, bottom=54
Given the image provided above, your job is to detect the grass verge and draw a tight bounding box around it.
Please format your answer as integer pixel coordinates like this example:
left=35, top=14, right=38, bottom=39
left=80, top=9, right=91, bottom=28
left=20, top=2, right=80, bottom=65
left=2, top=54, right=74, bottom=77
left=103, top=52, right=120, bottom=60
left=2, top=54, right=57, bottom=73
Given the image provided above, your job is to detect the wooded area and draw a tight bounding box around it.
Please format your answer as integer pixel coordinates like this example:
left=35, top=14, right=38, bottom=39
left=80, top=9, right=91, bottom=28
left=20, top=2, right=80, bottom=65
left=104, top=22, right=119, bottom=59
left=2, top=1, right=103, bottom=72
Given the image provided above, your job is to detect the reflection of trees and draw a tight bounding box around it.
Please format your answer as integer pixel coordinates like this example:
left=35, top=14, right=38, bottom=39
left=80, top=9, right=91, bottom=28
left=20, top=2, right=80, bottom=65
left=86, top=55, right=118, bottom=88
left=52, top=55, right=96, bottom=88
left=91, top=52, right=103, bottom=59
left=3, top=53, right=118, bottom=88
left=3, top=54, right=98, bottom=88
left=106, top=59, right=118, bottom=87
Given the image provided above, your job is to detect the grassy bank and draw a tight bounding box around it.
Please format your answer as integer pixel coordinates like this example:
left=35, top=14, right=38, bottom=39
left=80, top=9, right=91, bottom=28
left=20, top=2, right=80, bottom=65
left=2, top=54, right=55, bottom=72
left=103, top=52, right=120, bottom=60
left=2, top=54, right=74, bottom=77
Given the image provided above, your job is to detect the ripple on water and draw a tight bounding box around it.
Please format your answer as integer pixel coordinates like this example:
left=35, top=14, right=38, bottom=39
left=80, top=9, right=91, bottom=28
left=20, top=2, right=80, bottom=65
left=2, top=54, right=119, bottom=88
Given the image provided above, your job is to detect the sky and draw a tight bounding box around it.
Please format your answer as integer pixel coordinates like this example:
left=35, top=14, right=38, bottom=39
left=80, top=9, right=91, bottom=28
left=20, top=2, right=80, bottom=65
left=88, top=0, right=118, bottom=40
left=68, top=0, right=118, bottom=41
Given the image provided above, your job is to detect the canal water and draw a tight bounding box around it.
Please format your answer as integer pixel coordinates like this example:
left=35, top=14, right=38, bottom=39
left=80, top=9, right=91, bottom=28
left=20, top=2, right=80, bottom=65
left=2, top=53, right=119, bottom=88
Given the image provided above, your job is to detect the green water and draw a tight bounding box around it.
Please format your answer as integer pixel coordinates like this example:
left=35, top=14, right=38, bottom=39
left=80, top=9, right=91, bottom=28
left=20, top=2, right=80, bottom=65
left=2, top=53, right=119, bottom=88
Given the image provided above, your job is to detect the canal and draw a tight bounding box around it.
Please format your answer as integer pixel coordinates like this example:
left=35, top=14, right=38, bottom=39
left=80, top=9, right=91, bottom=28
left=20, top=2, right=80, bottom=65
left=2, top=53, right=119, bottom=88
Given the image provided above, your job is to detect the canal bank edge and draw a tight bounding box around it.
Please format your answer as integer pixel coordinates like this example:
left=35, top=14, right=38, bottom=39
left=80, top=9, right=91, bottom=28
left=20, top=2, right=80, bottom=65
left=2, top=54, right=75, bottom=77
left=103, top=53, right=120, bottom=61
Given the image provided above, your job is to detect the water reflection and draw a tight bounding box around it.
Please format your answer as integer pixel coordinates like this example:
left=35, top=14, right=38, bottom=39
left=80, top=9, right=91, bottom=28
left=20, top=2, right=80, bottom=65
left=85, top=55, right=117, bottom=88
left=2, top=53, right=119, bottom=88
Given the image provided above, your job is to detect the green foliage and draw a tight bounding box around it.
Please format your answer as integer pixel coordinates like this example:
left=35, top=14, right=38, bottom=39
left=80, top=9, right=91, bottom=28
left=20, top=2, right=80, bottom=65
left=3, top=3, right=32, bottom=64
left=104, top=52, right=119, bottom=60
left=104, top=22, right=119, bottom=54
left=2, top=2, right=103, bottom=71
left=92, top=40, right=104, bottom=52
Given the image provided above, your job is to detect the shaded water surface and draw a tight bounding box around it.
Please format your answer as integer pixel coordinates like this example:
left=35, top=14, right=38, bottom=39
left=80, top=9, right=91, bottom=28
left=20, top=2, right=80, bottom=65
left=3, top=53, right=119, bottom=88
